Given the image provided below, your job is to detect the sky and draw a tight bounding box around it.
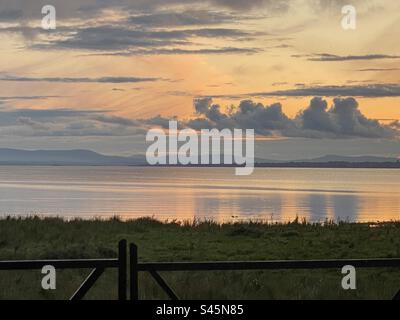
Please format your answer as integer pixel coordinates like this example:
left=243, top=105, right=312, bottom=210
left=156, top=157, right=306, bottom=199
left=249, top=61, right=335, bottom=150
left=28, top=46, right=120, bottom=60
left=0, top=0, right=399, bottom=160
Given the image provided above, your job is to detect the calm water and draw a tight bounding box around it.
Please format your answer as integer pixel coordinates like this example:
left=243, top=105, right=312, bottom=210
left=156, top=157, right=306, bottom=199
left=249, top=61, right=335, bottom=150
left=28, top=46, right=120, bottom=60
left=0, top=166, right=399, bottom=222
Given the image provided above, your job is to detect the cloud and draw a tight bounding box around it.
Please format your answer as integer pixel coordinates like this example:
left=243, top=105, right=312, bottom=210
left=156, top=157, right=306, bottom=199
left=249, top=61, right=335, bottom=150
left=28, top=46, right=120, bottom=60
left=29, top=25, right=261, bottom=53
left=0, top=105, right=179, bottom=137
left=0, top=75, right=160, bottom=83
left=189, top=97, right=295, bottom=136
left=247, top=84, right=400, bottom=98
left=0, top=0, right=289, bottom=20
left=0, top=95, right=59, bottom=101
left=144, top=115, right=181, bottom=129
left=16, top=117, right=49, bottom=130
left=185, top=97, right=397, bottom=139
left=209, top=0, right=289, bottom=11
left=356, top=68, right=400, bottom=72
left=390, top=121, right=400, bottom=130
left=0, top=4, right=265, bottom=55
left=1, top=97, right=397, bottom=139
left=128, top=10, right=239, bottom=27
left=0, top=9, right=22, bottom=21
left=98, top=47, right=260, bottom=56
left=93, top=115, right=140, bottom=127
left=297, top=97, right=394, bottom=138
left=0, top=108, right=105, bottom=127
left=0, top=106, right=147, bottom=137
left=0, top=0, right=374, bottom=24
left=294, top=53, right=400, bottom=62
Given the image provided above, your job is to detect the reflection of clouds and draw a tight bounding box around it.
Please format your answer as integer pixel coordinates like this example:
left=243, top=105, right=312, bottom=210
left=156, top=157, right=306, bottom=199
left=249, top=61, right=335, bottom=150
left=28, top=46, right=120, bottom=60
left=331, top=194, right=359, bottom=222
left=192, top=192, right=363, bottom=222
left=237, top=194, right=284, bottom=221
left=306, top=194, right=329, bottom=222
left=194, top=193, right=284, bottom=221
left=194, top=195, right=222, bottom=219
left=289, top=193, right=360, bottom=222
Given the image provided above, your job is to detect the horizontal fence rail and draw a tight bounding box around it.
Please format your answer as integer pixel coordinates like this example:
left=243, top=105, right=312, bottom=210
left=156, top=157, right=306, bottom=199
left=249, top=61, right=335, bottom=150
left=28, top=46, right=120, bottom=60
left=137, top=258, right=400, bottom=272
left=0, top=240, right=127, bottom=300
left=130, top=243, right=400, bottom=301
left=0, top=259, right=119, bottom=270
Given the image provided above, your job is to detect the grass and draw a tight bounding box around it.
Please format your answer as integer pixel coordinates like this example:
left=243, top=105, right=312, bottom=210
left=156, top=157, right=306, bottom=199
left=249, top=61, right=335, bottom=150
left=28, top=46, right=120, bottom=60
left=0, top=216, right=399, bottom=300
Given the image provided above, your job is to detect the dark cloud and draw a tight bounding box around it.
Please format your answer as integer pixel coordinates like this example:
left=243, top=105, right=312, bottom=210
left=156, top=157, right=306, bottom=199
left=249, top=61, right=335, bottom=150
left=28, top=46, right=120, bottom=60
left=144, top=115, right=181, bottom=129
left=0, top=9, right=22, bottom=21
left=0, top=0, right=289, bottom=20
left=300, top=97, right=334, bottom=132
left=0, top=0, right=272, bottom=57
left=0, top=105, right=177, bottom=137
left=209, top=0, right=289, bottom=11
left=33, top=26, right=188, bottom=51
left=93, top=115, right=140, bottom=127
left=16, top=117, right=48, bottom=130
left=93, top=47, right=260, bottom=56
left=129, top=10, right=239, bottom=27
left=249, top=84, right=400, bottom=98
left=0, top=75, right=160, bottom=83
left=29, top=25, right=261, bottom=52
left=0, top=107, right=146, bottom=137
left=0, top=95, right=59, bottom=101
left=0, top=3, right=265, bottom=55
left=1, top=97, right=397, bottom=139
left=0, top=108, right=104, bottom=126
left=295, top=53, right=400, bottom=62
left=185, top=97, right=397, bottom=139
left=297, top=97, right=393, bottom=138
left=190, top=97, right=294, bottom=136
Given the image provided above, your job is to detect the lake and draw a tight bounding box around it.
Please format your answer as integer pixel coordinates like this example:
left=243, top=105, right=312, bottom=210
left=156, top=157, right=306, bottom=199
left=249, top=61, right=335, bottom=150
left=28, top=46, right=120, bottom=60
left=0, top=166, right=398, bottom=223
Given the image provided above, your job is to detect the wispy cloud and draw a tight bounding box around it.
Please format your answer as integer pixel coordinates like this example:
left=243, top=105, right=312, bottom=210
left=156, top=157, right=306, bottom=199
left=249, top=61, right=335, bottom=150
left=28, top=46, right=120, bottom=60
left=213, top=84, right=400, bottom=98
left=28, top=25, right=263, bottom=54
left=0, top=75, right=161, bottom=83
left=356, top=68, right=400, bottom=72
left=92, top=47, right=261, bottom=56
left=128, top=10, right=241, bottom=27
left=293, top=53, right=400, bottom=62
left=255, top=84, right=400, bottom=98
left=0, top=95, right=60, bottom=101
left=0, top=0, right=290, bottom=20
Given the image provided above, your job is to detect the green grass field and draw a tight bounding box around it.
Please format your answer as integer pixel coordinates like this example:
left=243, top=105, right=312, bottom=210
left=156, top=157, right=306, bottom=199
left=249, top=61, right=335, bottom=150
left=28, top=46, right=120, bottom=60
left=0, top=216, right=399, bottom=300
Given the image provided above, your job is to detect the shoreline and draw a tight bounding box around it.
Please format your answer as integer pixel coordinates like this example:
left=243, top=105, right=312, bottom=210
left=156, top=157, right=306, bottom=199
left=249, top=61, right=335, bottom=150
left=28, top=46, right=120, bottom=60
left=0, top=163, right=399, bottom=169
left=0, top=215, right=399, bottom=225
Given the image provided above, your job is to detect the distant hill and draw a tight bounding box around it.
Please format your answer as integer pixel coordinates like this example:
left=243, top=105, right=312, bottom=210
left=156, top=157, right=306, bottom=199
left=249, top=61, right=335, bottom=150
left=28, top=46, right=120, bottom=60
left=0, top=148, right=398, bottom=167
left=0, top=148, right=146, bottom=165
left=255, top=154, right=399, bottom=168
left=294, top=155, right=399, bottom=163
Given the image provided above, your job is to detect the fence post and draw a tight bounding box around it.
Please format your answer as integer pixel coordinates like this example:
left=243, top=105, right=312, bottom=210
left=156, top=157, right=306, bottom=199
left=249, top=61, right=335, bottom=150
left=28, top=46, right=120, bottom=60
left=130, top=243, right=139, bottom=300
left=118, top=239, right=127, bottom=300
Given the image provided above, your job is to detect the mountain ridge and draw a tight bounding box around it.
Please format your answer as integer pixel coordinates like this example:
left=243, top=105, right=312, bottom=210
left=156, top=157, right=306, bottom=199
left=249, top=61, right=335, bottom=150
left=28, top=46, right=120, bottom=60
left=0, top=148, right=398, bottom=165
